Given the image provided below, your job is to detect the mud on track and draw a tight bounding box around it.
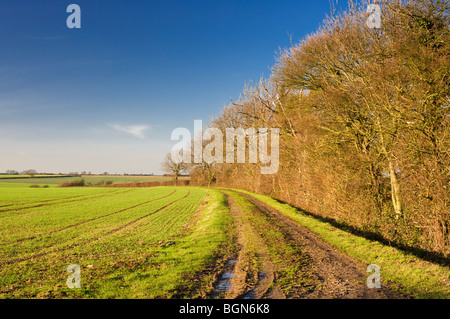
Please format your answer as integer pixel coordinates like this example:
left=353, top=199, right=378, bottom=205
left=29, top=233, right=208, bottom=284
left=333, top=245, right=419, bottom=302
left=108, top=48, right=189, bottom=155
left=213, top=190, right=407, bottom=299
left=217, top=193, right=280, bottom=299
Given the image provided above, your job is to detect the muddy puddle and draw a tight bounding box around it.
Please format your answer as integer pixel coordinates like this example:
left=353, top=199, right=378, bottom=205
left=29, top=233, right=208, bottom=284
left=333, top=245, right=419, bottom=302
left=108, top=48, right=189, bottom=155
left=211, top=259, right=238, bottom=298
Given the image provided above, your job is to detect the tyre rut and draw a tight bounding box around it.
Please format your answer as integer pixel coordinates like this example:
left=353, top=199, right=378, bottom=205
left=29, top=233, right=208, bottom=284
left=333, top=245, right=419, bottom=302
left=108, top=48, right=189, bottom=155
left=214, top=192, right=280, bottom=299
left=236, top=191, right=407, bottom=299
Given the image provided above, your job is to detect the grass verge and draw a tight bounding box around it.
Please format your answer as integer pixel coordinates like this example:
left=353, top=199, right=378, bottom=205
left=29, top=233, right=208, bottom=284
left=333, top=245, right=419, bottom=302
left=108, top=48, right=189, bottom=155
left=167, top=188, right=234, bottom=298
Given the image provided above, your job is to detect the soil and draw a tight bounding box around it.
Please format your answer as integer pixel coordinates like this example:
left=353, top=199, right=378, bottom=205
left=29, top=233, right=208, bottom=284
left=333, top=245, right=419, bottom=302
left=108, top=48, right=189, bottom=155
left=224, top=194, right=278, bottom=299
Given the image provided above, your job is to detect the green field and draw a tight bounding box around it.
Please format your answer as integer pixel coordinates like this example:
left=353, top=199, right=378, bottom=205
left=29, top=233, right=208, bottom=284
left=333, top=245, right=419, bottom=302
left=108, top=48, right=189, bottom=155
left=0, top=186, right=231, bottom=298
left=1, top=183, right=449, bottom=299
left=0, top=175, right=189, bottom=188
left=0, top=175, right=62, bottom=179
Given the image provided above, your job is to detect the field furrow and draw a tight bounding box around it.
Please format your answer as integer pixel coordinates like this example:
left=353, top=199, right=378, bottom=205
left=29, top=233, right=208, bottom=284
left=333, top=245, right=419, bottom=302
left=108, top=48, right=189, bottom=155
left=0, top=189, right=178, bottom=247
left=0, top=186, right=232, bottom=299
left=0, top=188, right=134, bottom=213
left=0, top=189, right=186, bottom=261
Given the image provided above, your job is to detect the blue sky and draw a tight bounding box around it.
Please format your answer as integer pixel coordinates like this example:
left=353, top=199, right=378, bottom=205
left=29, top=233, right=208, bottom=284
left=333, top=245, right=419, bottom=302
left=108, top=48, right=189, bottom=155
left=0, top=0, right=348, bottom=174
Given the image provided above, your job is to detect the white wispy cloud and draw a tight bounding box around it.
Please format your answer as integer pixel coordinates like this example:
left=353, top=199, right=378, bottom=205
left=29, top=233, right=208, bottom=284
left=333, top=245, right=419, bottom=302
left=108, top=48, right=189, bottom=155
left=108, top=124, right=149, bottom=139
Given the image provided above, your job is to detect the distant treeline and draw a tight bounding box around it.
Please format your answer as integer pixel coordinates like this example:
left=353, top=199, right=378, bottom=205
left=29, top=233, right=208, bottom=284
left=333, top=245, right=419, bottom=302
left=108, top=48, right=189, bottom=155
left=190, top=0, right=449, bottom=257
left=101, top=180, right=190, bottom=188
left=0, top=175, right=72, bottom=179
left=59, top=179, right=190, bottom=188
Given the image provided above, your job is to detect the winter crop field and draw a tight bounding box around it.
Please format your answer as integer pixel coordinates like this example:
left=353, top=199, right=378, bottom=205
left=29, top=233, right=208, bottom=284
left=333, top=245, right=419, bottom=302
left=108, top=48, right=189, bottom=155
left=0, top=186, right=230, bottom=298
left=1, top=183, right=449, bottom=300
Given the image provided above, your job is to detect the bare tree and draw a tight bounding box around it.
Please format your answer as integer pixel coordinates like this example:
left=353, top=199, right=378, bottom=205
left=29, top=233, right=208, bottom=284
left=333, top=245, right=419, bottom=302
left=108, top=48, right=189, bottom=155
left=161, top=149, right=190, bottom=186
left=200, top=0, right=450, bottom=255
left=191, top=162, right=218, bottom=187
left=22, top=169, right=37, bottom=177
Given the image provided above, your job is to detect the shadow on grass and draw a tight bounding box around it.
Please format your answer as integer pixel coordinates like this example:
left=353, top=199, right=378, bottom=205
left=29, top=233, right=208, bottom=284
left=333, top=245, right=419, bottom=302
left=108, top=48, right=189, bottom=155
left=270, top=198, right=450, bottom=267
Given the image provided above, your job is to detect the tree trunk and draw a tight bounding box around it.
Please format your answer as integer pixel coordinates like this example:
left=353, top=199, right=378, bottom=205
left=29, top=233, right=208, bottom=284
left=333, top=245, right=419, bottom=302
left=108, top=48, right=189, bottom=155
left=368, top=162, right=383, bottom=213
left=388, top=159, right=402, bottom=219
left=207, top=173, right=211, bottom=187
